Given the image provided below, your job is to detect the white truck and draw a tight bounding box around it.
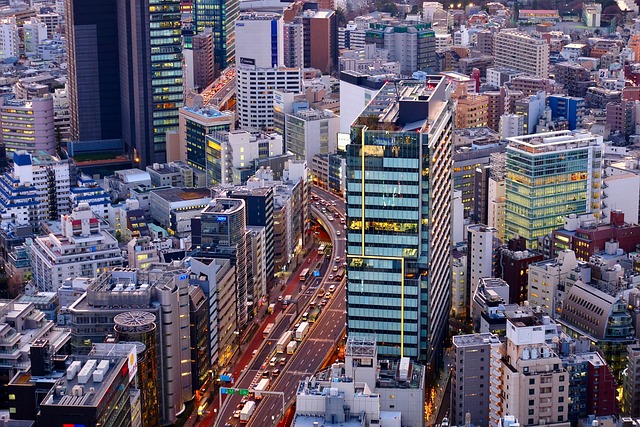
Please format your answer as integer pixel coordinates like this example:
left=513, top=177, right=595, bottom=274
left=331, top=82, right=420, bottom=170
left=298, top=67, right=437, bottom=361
left=276, top=330, right=293, bottom=353
left=286, top=340, right=298, bottom=354
left=253, top=377, right=270, bottom=400
left=240, top=400, right=256, bottom=423
left=295, top=321, right=310, bottom=341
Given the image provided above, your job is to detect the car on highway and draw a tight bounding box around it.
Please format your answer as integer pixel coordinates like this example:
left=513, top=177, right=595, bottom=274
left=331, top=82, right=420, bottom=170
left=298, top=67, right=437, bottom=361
left=336, top=230, right=341, bottom=236
left=333, top=266, right=338, bottom=272
left=331, top=201, right=337, bottom=206
left=320, top=298, right=328, bottom=306
left=329, top=274, right=334, bottom=280
left=329, top=285, right=336, bottom=293
left=233, top=410, right=241, bottom=418
left=273, top=368, right=281, bottom=376
left=335, top=256, right=341, bottom=262
left=277, top=295, right=283, bottom=301
left=279, top=357, right=287, bottom=365
left=325, top=292, right=331, bottom=298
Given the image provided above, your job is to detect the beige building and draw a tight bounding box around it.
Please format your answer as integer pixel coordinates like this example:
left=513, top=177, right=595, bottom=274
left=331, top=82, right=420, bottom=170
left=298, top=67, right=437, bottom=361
left=494, top=30, right=550, bottom=78
left=456, top=94, right=489, bottom=128
left=499, top=317, right=570, bottom=427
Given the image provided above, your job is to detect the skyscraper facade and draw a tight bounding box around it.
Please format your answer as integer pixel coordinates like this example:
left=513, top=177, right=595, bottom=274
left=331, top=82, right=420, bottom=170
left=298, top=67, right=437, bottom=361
left=67, top=0, right=183, bottom=167
left=505, top=130, right=604, bottom=248
left=347, top=76, right=453, bottom=367
left=65, top=0, right=122, bottom=143
left=194, top=0, right=239, bottom=73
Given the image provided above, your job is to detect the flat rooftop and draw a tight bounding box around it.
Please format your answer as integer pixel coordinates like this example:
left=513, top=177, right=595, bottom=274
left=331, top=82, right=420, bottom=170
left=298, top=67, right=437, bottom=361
left=453, top=333, right=501, bottom=347
left=293, top=415, right=365, bottom=427
left=151, top=187, right=211, bottom=203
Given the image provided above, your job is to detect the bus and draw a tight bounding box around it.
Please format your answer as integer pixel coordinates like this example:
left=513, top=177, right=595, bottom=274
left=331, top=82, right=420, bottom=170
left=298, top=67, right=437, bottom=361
left=308, top=307, right=321, bottom=323
left=318, top=243, right=326, bottom=254
left=299, top=268, right=310, bottom=282
left=263, top=323, right=275, bottom=338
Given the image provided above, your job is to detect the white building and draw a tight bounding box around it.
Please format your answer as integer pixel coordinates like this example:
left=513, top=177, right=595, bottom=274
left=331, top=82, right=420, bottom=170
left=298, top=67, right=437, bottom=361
left=528, top=249, right=583, bottom=317
left=499, top=114, right=525, bottom=139
left=494, top=30, right=549, bottom=78
left=294, top=337, right=425, bottom=427
left=467, top=225, right=500, bottom=312
left=235, top=12, right=284, bottom=68
left=236, top=66, right=302, bottom=130
left=285, top=109, right=339, bottom=161
left=0, top=151, right=73, bottom=228
left=339, top=70, right=389, bottom=133
left=30, top=203, right=123, bottom=292
left=206, top=130, right=284, bottom=185
left=0, top=18, right=17, bottom=59
left=22, top=19, right=47, bottom=55
left=149, top=187, right=212, bottom=237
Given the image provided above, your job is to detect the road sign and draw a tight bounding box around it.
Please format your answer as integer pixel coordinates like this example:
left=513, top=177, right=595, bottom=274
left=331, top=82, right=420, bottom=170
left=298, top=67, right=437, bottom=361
left=221, top=387, right=248, bottom=396
left=239, top=389, right=250, bottom=396
left=313, top=270, right=320, bottom=277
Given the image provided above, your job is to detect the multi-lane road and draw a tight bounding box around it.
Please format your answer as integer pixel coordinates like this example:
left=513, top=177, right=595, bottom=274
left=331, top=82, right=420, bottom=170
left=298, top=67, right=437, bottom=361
left=212, top=187, right=347, bottom=427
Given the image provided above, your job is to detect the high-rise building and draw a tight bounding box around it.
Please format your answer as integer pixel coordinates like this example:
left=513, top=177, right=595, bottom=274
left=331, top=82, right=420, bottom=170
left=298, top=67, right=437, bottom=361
left=499, top=317, right=570, bottom=427
left=494, top=30, right=549, bottom=78
left=68, top=266, right=193, bottom=425
left=365, top=22, right=436, bottom=75
left=285, top=109, right=339, bottom=161
left=452, top=333, right=502, bottom=427
left=467, top=225, right=501, bottom=314
left=0, top=96, right=55, bottom=158
left=194, top=0, right=239, bottom=72
left=505, top=130, right=604, bottom=248
left=235, top=12, right=284, bottom=68
left=347, top=76, right=453, bottom=366
left=192, top=198, right=250, bottom=328
left=184, top=30, right=215, bottom=92
left=66, top=0, right=183, bottom=167
left=236, top=66, right=302, bottom=130
left=623, top=344, right=640, bottom=416
left=548, top=95, right=585, bottom=131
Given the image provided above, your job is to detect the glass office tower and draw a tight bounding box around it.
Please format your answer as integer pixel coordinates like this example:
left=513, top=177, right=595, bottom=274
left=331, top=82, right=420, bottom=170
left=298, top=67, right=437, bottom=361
left=347, top=77, right=453, bottom=369
left=505, top=130, right=604, bottom=248
left=194, top=0, right=239, bottom=72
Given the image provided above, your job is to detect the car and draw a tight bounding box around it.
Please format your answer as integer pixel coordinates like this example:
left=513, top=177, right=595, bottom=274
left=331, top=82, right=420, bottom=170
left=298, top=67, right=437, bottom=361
left=310, top=300, right=316, bottom=308
left=329, top=285, right=336, bottom=293
left=333, top=266, right=338, bottom=272
left=294, top=322, right=301, bottom=329
left=252, top=349, right=258, bottom=357
left=336, top=231, right=341, bottom=236
left=328, top=216, right=334, bottom=221
left=233, top=410, right=241, bottom=418
left=272, top=369, right=280, bottom=376
left=329, top=274, right=334, bottom=280
left=262, top=370, right=269, bottom=378
left=331, top=201, right=337, bottom=206
left=325, top=292, right=331, bottom=298
left=320, top=298, right=328, bottom=306
left=335, top=256, right=341, bottom=262
left=269, top=356, right=277, bottom=366
left=277, top=295, right=283, bottom=302
left=319, top=288, right=325, bottom=294
left=225, top=423, right=233, bottom=427
left=279, top=357, right=287, bottom=365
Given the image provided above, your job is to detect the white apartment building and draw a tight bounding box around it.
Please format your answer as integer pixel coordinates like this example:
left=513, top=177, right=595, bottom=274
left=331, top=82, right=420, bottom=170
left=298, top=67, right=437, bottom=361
left=206, top=130, right=284, bottom=185
left=22, top=19, right=47, bottom=55
left=0, top=151, right=72, bottom=227
left=494, top=30, right=549, bottom=78
left=236, top=66, right=302, bottom=130
left=467, top=225, right=500, bottom=315
left=528, top=249, right=585, bottom=317
left=499, top=114, right=525, bottom=139
left=0, top=96, right=56, bottom=157
left=30, top=203, right=123, bottom=292
left=0, top=18, right=17, bottom=59
left=285, top=109, right=339, bottom=162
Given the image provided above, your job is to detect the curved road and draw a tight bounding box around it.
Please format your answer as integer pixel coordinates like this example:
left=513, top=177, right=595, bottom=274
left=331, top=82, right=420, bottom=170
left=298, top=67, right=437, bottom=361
left=211, top=187, right=347, bottom=427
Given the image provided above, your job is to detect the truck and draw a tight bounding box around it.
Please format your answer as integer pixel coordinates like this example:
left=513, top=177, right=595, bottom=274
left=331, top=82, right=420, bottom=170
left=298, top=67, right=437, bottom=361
left=253, top=378, right=270, bottom=400
left=263, top=323, right=275, bottom=338
left=239, top=400, right=256, bottom=423
left=276, top=330, right=293, bottom=353
left=295, top=321, right=310, bottom=341
left=286, top=340, right=298, bottom=354
left=283, top=295, right=292, bottom=306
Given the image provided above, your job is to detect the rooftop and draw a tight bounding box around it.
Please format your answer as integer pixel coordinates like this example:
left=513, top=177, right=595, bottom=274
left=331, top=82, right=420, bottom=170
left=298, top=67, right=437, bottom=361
left=507, top=130, right=602, bottom=154
left=453, top=333, right=501, bottom=347
left=151, top=187, right=211, bottom=203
